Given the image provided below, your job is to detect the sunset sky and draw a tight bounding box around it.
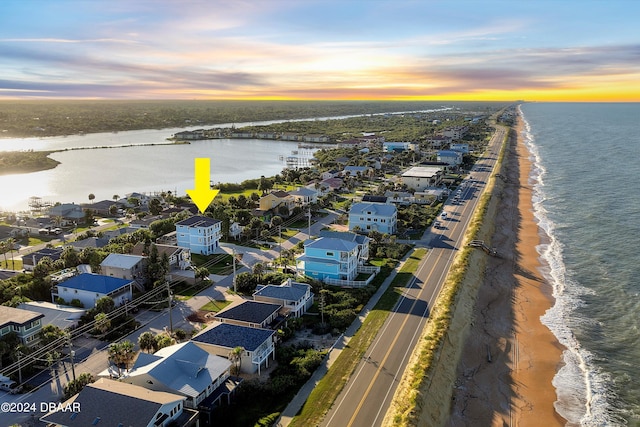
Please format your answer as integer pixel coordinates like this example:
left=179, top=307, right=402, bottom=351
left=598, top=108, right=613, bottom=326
left=2, top=0, right=639, bottom=101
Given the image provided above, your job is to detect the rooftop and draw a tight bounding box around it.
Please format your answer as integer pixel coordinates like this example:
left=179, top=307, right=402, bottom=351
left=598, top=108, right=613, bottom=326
left=100, top=253, right=145, bottom=269
left=192, top=322, right=275, bottom=352
left=58, top=273, right=132, bottom=294
left=401, top=166, right=443, bottom=178
left=304, top=237, right=358, bottom=252
left=253, top=280, right=310, bottom=302
left=175, top=215, right=221, bottom=228
left=0, top=305, right=44, bottom=328
left=214, top=300, right=281, bottom=325
left=349, top=202, right=397, bottom=217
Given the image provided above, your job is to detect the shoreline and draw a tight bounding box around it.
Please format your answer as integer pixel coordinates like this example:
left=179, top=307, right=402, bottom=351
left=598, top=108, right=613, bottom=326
left=447, top=114, right=566, bottom=426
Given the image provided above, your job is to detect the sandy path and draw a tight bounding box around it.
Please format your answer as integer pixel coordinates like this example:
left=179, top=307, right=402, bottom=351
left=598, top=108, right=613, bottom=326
left=448, top=116, right=566, bottom=426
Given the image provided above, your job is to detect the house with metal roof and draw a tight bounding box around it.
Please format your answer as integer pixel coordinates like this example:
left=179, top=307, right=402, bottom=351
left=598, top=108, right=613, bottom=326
left=213, top=300, right=281, bottom=329
left=52, top=273, right=133, bottom=309
left=348, top=202, right=397, bottom=234
left=253, top=279, right=314, bottom=318
left=40, top=378, right=198, bottom=427
left=0, top=305, right=44, bottom=347
left=318, top=230, right=370, bottom=264
left=100, top=253, right=146, bottom=286
left=118, top=342, right=233, bottom=410
left=296, top=237, right=359, bottom=282
left=175, top=215, right=222, bottom=255
left=131, top=242, right=192, bottom=271
left=192, top=322, right=276, bottom=375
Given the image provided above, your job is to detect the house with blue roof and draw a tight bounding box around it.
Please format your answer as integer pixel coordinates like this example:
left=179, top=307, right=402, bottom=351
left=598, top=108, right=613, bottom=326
left=117, top=341, right=233, bottom=410
left=175, top=215, right=222, bottom=255
left=52, top=273, right=133, bottom=309
left=296, top=237, right=358, bottom=282
left=437, top=149, right=463, bottom=166
left=192, top=322, right=275, bottom=375
left=253, top=278, right=314, bottom=318
left=348, top=202, right=397, bottom=234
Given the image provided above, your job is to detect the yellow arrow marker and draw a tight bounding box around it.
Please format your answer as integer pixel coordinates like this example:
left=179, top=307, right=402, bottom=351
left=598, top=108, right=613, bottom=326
left=186, top=158, right=220, bottom=213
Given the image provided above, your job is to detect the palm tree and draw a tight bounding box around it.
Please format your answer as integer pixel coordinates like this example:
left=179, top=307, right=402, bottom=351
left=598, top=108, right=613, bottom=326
left=252, top=262, right=265, bottom=282
left=112, top=194, right=119, bottom=202
left=94, top=312, right=111, bottom=336
left=138, top=331, right=156, bottom=353
left=0, top=241, right=7, bottom=268
left=228, top=346, right=245, bottom=375
left=88, top=193, right=95, bottom=203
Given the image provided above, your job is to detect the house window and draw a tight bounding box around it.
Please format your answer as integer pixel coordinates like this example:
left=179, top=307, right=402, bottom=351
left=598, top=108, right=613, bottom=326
left=326, top=252, right=334, bottom=257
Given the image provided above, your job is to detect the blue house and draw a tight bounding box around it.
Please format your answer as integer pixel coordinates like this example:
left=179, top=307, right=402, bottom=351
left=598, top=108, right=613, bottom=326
left=175, top=215, right=222, bottom=255
left=253, top=279, right=314, bottom=318
left=52, top=273, right=133, bottom=309
left=319, top=230, right=370, bottom=264
left=348, top=202, right=397, bottom=234
left=296, top=237, right=358, bottom=282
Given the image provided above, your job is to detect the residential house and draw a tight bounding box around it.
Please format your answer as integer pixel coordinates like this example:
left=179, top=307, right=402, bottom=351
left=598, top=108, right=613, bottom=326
left=441, top=126, right=468, bottom=140
left=258, top=191, right=296, bottom=215
left=65, top=236, right=110, bottom=251
left=318, top=230, right=370, bottom=264
left=253, top=279, right=314, bottom=318
left=192, top=322, right=276, bottom=375
left=256, top=131, right=277, bottom=139
left=361, top=195, right=388, bottom=204
left=296, top=237, right=358, bottom=281
left=47, top=203, right=84, bottom=225
left=425, top=135, right=451, bottom=147
left=100, top=253, right=146, bottom=291
left=414, top=188, right=448, bottom=204
left=40, top=378, right=197, bottom=427
left=401, top=166, right=445, bottom=191
left=0, top=305, right=43, bottom=347
left=318, top=177, right=344, bottom=193
left=302, top=134, right=330, bottom=143
left=342, top=165, right=372, bottom=179
left=52, top=273, right=134, bottom=309
left=80, top=199, right=123, bottom=217
left=213, top=300, right=281, bottom=329
left=174, top=130, right=205, bottom=140
left=280, top=132, right=301, bottom=141
left=450, top=142, right=470, bottom=153
left=437, top=150, right=463, bottom=166
left=228, top=222, right=243, bottom=240
left=384, top=191, right=413, bottom=205
left=383, top=142, right=412, bottom=152
left=17, top=301, right=85, bottom=330
left=131, top=242, right=192, bottom=271
left=348, top=202, right=398, bottom=234
left=118, top=342, right=233, bottom=409
left=130, top=215, right=163, bottom=229
left=175, top=215, right=222, bottom=255
left=288, top=187, right=318, bottom=206
left=21, top=247, right=63, bottom=272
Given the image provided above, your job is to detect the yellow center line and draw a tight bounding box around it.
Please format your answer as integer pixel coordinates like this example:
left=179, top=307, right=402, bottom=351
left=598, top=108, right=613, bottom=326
left=345, top=257, right=442, bottom=427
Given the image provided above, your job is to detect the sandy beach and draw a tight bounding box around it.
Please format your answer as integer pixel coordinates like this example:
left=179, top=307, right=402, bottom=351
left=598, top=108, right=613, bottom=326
left=448, top=115, right=567, bottom=426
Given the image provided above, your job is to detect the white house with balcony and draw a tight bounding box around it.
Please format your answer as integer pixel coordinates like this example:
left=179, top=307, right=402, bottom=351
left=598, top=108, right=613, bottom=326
left=401, top=166, right=445, bottom=191
left=191, top=322, right=276, bottom=375
left=253, top=279, right=314, bottom=318
left=348, top=202, right=397, bottom=235
left=175, top=215, right=222, bottom=255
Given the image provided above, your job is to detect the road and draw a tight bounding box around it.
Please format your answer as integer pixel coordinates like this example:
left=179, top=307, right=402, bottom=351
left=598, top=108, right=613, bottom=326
left=321, top=126, right=505, bottom=427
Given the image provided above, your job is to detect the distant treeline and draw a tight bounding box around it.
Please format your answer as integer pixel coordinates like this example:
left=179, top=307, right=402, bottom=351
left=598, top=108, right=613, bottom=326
left=0, top=100, right=511, bottom=138
left=0, top=150, right=59, bottom=175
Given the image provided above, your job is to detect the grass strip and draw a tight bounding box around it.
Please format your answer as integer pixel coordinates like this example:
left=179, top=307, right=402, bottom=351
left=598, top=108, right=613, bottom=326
left=289, top=248, right=427, bottom=427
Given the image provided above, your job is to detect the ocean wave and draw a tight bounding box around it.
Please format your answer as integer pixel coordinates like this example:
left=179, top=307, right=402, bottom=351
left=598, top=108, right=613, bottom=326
left=519, top=106, right=620, bottom=426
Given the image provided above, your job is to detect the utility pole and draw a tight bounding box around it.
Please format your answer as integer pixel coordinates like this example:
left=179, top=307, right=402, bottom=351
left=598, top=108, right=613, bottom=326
left=17, top=350, right=22, bottom=385
left=278, top=225, right=282, bottom=266
left=307, top=207, right=311, bottom=240
left=232, top=248, right=237, bottom=293
left=166, top=281, right=173, bottom=335
left=66, top=336, right=76, bottom=382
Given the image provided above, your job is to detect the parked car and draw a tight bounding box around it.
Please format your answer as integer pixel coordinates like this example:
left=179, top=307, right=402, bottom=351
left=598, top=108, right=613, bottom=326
left=0, top=377, right=22, bottom=394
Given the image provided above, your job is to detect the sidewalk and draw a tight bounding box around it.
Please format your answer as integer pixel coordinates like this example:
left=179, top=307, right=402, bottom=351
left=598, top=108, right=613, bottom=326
left=276, top=249, right=413, bottom=426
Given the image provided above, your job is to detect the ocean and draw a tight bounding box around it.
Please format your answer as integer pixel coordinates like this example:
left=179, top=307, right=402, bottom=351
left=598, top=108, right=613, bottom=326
left=520, top=103, right=640, bottom=427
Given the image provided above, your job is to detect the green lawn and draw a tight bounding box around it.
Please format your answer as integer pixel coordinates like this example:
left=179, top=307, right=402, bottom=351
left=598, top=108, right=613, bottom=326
left=200, top=300, right=232, bottom=313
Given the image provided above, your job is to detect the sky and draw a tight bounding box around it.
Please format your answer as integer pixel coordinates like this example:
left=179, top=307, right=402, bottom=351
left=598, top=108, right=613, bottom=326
left=1, top=0, right=639, bottom=102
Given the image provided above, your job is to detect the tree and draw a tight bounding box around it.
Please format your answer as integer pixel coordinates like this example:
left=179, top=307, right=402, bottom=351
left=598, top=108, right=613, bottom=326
left=61, top=246, right=80, bottom=268
left=138, top=331, right=156, bottom=353
left=252, top=262, right=265, bottom=282
left=229, top=346, right=245, bottom=375
left=83, top=208, right=94, bottom=225
left=95, top=296, right=115, bottom=314
left=88, top=193, right=95, bottom=203
left=155, top=334, right=174, bottom=351
left=63, top=372, right=95, bottom=399
left=109, top=204, right=118, bottom=216
left=195, top=267, right=211, bottom=283
left=113, top=194, right=120, bottom=202
left=108, top=340, right=135, bottom=375
left=94, top=312, right=111, bottom=335
left=149, top=198, right=163, bottom=215
left=38, top=324, right=66, bottom=346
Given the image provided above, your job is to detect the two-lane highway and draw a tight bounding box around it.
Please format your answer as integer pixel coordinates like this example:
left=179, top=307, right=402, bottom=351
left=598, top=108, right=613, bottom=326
left=321, top=126, right=505, bottom=426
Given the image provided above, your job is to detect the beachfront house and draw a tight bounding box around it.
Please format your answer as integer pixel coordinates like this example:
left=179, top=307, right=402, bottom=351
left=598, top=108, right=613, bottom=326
left=213, top=300, right=282, bottom=329
left=0, top=305, right=44, bottom=347
left=253, top=278, right=314, bottom=318
left=348, top=202, right=397, bottom=235
left=52, top=273, right=134, bottom=309
left=191, top=322, right=276, bottom=375
left=319, top=230, right=370, bottom=265
left=175, top=215, right=222, bottom=255
left=296, top=237, right=358, bottom=282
